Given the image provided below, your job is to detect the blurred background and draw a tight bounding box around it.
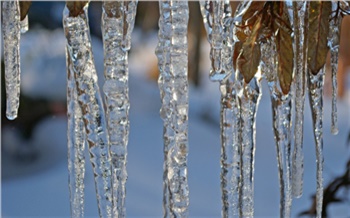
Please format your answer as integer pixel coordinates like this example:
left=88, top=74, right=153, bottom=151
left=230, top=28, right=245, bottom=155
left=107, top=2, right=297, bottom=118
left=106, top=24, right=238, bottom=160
left=1, top=2, right=350, bottom=217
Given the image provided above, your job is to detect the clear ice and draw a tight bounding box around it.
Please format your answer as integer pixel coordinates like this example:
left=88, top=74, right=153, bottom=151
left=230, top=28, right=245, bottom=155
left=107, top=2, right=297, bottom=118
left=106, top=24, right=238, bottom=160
left=1, top=1, right=21, bottom=120
left=292, top=1, right=307, bottom=199
left=237, top=74, right=261, bottom=217
left=261, top=41, right=292, bottom=217
left=101, top=1, right=137, bottom=216
left=2, top=0, right=344, bottom=216
left=66, top=51, right=86, bottom=218
left=63, top=5, right=113, bottom=218
left=156, top=1, right=190, bottom=217
left=199, top=0, right=233, bottom=82
left=328, top=2, right=341, bottom=135
left=219, top=77, right=242, bottom=217
left=200, top=1, right=244, bottom=216
left=308, top=68, right=325, bottom=218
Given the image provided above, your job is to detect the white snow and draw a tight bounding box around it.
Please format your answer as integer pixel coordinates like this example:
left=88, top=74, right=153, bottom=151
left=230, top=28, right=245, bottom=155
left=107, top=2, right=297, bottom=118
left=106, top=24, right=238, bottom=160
left=2, top=27, right=350, bottom=217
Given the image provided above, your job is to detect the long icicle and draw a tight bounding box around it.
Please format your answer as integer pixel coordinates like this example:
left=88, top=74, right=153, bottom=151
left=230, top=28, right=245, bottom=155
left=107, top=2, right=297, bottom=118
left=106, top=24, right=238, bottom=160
left=101, top=1, right=137, bottom=216
left=63, top=4, right=113, bottom=217
left=199, top=1, right=243, bottom=216
left=292, top=1, right=307, bottom=199
left=219, top=77, right=241, bottom=217
left=66, top=50, right=86, bottom=218
left=232, top=1, right=259, bottom=216
left=156, top=1, right=190, bottom=216
left=328, top=2, right=342, bottom=135
left=237, top=73, right=261, bottom=217
left=308, top=68, right=325, bottom=218
left=261, top=41, right=292, bottom=217
left=1, top=1, right=21, bottom=120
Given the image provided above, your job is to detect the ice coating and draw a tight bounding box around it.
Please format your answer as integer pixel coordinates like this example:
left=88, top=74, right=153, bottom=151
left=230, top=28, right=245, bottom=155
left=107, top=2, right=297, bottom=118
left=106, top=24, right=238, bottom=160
left=292, top=1, right=307, bottom=198
left=156, top=1, right=190, bottom=217
left=308, top=68, right=325, bottom=218
left=66, top=51, right=86, bottom=218
left=236, top=73, right=261, bottom=217
left=219, top=68, right=241, bottom=217
left=328, top=2, right=341, bottom=135
left=221, top=27, right=242, bottom=218
left=63, top=5, right=113, bottom=217
left=200, top=0, right=233, bottom=81
left=261, top=41, right=292, bottom=217
left=1, top=1, right=21, bottom=120
left=231, top=1, right=260, bottom=216
left=101, top=1, right=137, bottom=216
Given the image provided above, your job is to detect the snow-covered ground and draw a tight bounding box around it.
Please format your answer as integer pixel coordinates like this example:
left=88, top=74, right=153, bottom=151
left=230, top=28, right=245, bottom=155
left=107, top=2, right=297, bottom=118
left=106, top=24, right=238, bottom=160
left=2, top=27, right=350, bottom=217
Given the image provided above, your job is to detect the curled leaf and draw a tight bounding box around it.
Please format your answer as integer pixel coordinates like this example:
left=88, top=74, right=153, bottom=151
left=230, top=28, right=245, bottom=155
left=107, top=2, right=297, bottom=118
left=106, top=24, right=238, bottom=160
left=237, top=15, right=262, bottom=83
left=19, top=1, right=31, bottom=21
left=272, top=2, right=294, bottom=94
left=307, top=1, right=331, bottom=75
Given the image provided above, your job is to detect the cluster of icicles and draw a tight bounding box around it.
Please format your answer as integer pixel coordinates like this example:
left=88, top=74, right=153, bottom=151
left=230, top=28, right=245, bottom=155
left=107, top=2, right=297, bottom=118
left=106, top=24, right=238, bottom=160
left=1, top=1, right=350, bottom=217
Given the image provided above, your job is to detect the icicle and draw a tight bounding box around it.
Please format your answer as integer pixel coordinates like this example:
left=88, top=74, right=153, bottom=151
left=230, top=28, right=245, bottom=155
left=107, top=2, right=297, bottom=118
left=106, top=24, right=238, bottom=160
left=218, top=21, right=241, bottom=217
left=63, top=5, right=113, bottom=218
left=328, top=2, right=342, bottom=135
left=230, top=1, right=260, bottom=216
left=1, top=1, right=21, bottom=120
left=219, top=77, right=241, bottom=217
left=236, top=73, right=261, bottom=217
left=308, top=68, right=325, bottom=218
left=261, top=41, right=292, bottom=217
left=20, top=15, right=29, bottom=34
left=200, top=1, right=242, bottom=216
left=101, top=1, right=137, bottom=217
left=66, top=51, right=86, bottom=218
left=156, top=1, right=190, bottom=217
left=292, top=1, right=307, bottom=199
left=199, top=0, right=233, bottom=82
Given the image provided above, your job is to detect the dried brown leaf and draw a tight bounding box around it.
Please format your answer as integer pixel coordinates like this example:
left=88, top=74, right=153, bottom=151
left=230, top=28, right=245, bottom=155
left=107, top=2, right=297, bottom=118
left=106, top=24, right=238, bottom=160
left=236, top=1, right=266, bottom=42
left=307, top=1, right=331, bottom=75
left=237, top=15, right=262, bottom=83
left=66, top=1, right=88, bottom=17
left=19, top=1, right=31, bottom=21
left=272, top=2, right=294, bottom=94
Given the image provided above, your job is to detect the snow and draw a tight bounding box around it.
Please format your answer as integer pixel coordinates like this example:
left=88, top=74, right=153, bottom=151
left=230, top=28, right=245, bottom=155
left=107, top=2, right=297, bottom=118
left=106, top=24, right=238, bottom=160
left=2, top=27, right=350, bottom=217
